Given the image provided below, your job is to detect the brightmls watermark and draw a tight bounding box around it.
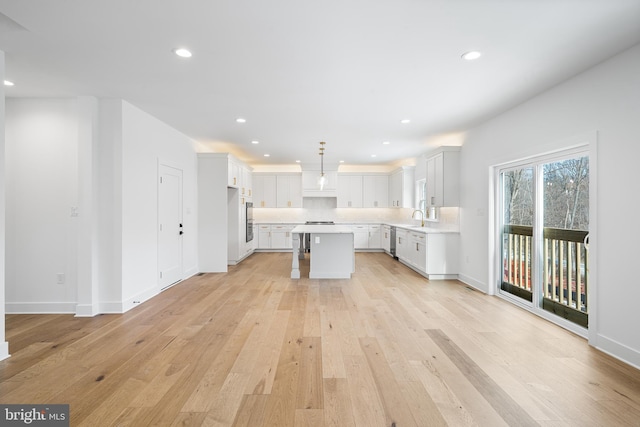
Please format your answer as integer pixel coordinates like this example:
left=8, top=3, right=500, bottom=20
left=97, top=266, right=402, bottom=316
left=1, top=405, right=69, bottom=426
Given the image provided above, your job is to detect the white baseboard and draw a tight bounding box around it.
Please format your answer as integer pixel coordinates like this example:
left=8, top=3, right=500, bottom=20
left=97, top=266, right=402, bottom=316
left=457, top=273, right=488, bottom=294
left=596, top=334, right=640, bottom=370
left=183, top=266, right=199, bottom=278
left=121, top=285, right=159, bottom=313
left=75, top=304, right=100, bottom=317
left=5, top=302, right=76, bottom=314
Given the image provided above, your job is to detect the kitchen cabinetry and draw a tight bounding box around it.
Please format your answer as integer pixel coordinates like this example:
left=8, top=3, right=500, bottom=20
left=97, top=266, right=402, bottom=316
left=252, top=224, right=258, bottom=251
left=425, top=147, right=460, bottom=207
left=351, top=224, right=369, bottom=249
left=382, top=225, right=391, bottom=253
left=389, top=166, right=415, bottom=208
left=258, top=225, right=272, bottom=249
left=395, top=227, right=459, bottom=279
left=363, top=175, right=389, bottom=208
left=406, top=231, right=427, bottom=273
left=253, top=174, right=277, bottom=208
left=348, top=224, right=383, bottom=250
left=228, top=158, right=241, bottom=188
left=241, top=166, right=252, bottom=197
left=337, top=175, right=363, bottom=208
left=257, top=224, right=296, bottom=250
left=276, top=175, right=302, bottom=208
left=271, top=224, right=295, bottom=249
left=368, top=224, right=381, bottom=249
left=396, top=228, right=409, bottom=260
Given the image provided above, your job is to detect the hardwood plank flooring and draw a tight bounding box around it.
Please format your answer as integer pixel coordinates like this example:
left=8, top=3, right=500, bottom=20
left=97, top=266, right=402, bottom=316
left=2, top=252, right=640, bottom=426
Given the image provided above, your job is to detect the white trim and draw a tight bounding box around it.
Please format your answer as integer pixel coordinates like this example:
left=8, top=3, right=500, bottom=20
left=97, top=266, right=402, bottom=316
left=122, top=285, right=158, bottom=313
left=98, top=301, right=127, bottom=314
left=596, top=334, right=640, bottom=371
left=457, top=274, right=486, bottom=293
left=75, top=304, right=99, bottom=317
left=6, top=302, right=77, bottom=314
left=586, top=136, right=598, bottom=347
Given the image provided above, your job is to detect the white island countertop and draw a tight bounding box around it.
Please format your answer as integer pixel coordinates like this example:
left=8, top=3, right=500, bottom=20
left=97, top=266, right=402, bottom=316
left=291, top=224, right=353, bottom=234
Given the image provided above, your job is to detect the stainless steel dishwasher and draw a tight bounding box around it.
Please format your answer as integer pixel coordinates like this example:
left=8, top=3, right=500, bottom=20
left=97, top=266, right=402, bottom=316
left=390, top=226, right=397, bottom=259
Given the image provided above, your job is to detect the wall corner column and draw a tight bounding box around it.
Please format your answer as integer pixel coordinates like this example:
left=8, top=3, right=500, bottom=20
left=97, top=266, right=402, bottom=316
left=75, top=96, right=100, bottom=317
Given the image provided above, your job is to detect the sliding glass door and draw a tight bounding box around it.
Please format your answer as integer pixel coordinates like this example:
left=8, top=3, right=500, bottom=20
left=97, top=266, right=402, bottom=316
left=501, top=167, right=534, bottom=302
left=499, top=152, right=589, bottom=328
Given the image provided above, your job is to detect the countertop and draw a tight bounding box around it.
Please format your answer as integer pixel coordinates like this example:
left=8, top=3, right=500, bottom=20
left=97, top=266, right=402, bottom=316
left=291, top=224, right=353, bottom=234
left=256, top=221, right=459, bottom=234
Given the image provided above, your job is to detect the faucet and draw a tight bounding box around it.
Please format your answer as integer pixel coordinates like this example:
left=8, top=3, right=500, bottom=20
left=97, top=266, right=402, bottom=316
left=412, top=210, right=425, bottom=227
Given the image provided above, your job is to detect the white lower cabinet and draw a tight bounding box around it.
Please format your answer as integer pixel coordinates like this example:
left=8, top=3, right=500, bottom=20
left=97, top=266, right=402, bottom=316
left=349, top=224, right=383, bottom=250
left=396, top=228, right=459, bottom=279
left=257, top=224, right=296, bottom=250
left=408, top=232, right=427, bottom=273
left=396, top=228, right=409, bottom=261
left=382, top=225, right=391, bottom=253
left=368, top=225, right=381, bottom=249
left=271, top=225, right=294, bottom=249
left=351, top=225, right=369, bottom=249
left=258, top=225, right=272, bottom=249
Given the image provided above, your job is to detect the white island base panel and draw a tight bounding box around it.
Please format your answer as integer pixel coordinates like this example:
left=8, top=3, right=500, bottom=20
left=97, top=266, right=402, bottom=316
left=291, top=225, right=355, bottom=279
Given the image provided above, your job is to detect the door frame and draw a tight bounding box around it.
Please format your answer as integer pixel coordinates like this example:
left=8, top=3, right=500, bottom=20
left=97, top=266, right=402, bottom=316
left=490, top=132, right=598, bottom=342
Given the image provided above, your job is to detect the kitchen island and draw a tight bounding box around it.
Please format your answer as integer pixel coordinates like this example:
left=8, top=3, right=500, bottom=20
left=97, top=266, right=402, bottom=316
left=291, top=225, right=355, bottom=279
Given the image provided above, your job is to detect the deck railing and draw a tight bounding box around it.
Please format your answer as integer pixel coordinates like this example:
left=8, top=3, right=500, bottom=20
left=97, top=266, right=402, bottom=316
left=502, top=225, right=589, bottom=327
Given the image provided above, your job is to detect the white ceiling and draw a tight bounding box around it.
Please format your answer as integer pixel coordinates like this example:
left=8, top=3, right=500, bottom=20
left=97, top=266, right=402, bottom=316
left=1, top=1, right=639, bottom=167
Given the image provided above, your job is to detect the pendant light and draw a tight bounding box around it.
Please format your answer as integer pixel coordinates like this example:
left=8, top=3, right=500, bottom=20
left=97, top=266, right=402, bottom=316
left=317, top=141, right=326, bottom=190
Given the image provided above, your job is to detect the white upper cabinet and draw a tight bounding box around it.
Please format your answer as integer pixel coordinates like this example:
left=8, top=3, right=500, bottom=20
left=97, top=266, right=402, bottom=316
left=337, top=175, right=363, bottom=208
left=425, top=147, right=460, bottom=207
left=363, top=175, right=389, bottom=208
left=228, top=158, right=241, bottom=187
left=388, top=166, right=415, bottom=208
left=253, top=174, right=277, bottom=208
left=276, top=175, right=302, bottom=208
left=241, top=166, right=252, bottom=198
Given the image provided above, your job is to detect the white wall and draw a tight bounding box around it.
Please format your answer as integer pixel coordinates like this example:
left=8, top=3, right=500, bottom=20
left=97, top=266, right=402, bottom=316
left=5, top=98, right=79, bottom=312
left=4, top=97, right=198, bottom=316
left=0, top=51, right=8, bottom=360
left=459, top=43, right=640, bottom=367
left=119, top=101, right=198, bottom=310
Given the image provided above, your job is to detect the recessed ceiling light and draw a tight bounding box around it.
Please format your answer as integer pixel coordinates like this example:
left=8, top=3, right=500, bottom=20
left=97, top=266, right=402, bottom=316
left=264, top=154, right=270, bottom=157
left=236, top=118, right=246, bottom=123
left=400, top=119, right=411, bottom=124
left=382, top=141, right=390, bottom=145
left=251, top=140, right=259, bottom=144
left=295, top=160, right=301, bottom=163
left=173, top=48, right=192, bottom=58
left=371, top=154, right=377, bottom=158
left=339, top=160, right=345, bottom=163
left=461, top=51, right=482, bottom=61
left=4, top=80, right=14, bottom=86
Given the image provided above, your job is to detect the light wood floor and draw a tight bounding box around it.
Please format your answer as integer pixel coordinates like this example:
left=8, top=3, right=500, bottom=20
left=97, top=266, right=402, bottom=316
left=2, top=252, right=640, bottom=426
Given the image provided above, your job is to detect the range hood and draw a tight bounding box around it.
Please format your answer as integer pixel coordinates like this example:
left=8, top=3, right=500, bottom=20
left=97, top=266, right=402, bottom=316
left=301, top=163, right=338, bottom=198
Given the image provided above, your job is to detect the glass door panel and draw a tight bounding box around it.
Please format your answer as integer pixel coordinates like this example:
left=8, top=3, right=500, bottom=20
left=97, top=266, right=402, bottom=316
left=500, top=167, right=534, bottom=302
left=541, top=157, right=589, bottom=327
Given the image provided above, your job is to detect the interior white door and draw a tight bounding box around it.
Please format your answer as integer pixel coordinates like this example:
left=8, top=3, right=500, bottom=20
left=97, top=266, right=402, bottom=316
left=158, top=165, right=183, bottom=289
